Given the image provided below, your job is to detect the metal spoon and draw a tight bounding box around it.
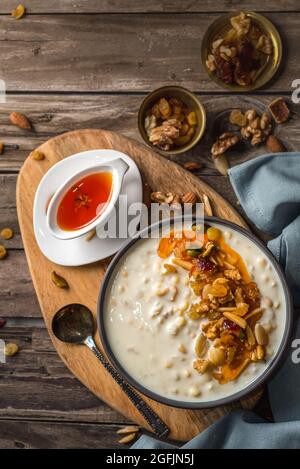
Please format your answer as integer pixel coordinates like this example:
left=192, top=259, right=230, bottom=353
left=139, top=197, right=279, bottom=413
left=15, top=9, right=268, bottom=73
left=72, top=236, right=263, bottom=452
left=52, top=303, right=170, bottom=438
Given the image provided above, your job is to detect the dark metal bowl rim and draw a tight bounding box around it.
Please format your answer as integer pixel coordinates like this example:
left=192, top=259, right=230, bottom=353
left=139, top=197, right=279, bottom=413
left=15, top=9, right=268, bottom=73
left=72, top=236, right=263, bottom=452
left=97, top=216, right=293, bottom=410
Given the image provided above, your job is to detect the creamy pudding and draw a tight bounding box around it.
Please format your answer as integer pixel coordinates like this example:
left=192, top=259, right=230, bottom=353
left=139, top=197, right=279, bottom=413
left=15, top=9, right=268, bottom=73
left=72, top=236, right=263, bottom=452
left=103, top=221, right=287, bottom=404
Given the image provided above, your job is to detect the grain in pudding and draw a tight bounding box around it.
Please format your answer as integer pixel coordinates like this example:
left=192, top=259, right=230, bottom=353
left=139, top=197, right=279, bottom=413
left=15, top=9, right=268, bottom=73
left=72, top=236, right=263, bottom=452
left=104, top=222, right=286, bottom=403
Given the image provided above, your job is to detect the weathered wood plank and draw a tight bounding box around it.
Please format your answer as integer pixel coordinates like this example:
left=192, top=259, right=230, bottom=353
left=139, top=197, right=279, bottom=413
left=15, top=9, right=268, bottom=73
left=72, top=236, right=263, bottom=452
left=0, top=174, right=22, bottom=248
left=0, top=94, right=298, bottom=172
left=1, top=0, right=299, bottom=14
left=0, top=250, right=40, bottom=317
left=0, top=420, right=130, bottom=448
left=0, top=13, right=296, bottom=92
left=0, top=327, right=128, bottom=424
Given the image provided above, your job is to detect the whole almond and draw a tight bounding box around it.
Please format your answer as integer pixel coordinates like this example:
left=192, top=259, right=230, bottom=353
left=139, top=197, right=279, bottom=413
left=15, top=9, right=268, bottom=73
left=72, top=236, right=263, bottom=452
left=266, top=135, right=286, bottom=153
left=183, top=162, right=202, bottom=171
left=10, top=112, right=31, bottom=130
left=116, top=425, right=140, bottom=435
left=0, top=142, right=4, bottom=154
left=118, top=433, right=136, bottom=444
left=254, top=323, right=269, bottom=346
left=182, top=191, right=197, bottom=205
left=202, top=193, right=213, bottom=216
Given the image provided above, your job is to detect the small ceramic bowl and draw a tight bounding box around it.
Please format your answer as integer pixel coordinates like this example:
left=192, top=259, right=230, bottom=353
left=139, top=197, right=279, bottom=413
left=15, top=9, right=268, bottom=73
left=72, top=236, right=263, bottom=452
left=138, top=85, right=206, bottom=156
left=47, top=157, right=129, bottom=241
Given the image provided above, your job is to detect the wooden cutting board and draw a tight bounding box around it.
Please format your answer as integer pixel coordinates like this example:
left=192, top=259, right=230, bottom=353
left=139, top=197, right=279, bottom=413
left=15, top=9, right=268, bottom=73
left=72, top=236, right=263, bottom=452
left=17, top=129, right=262, bottom=442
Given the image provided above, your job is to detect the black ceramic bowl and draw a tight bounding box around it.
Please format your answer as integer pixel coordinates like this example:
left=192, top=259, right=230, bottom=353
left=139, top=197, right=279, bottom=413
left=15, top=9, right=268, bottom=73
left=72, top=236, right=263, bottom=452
left=98, top=217, right=293, bottom=409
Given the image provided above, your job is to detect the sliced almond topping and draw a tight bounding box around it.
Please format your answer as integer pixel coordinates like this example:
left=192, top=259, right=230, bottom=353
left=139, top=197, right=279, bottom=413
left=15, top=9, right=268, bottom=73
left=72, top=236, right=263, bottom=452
left=246, top=325, right=256, bottom=346
left=172, top=258, right=193, bottom=270
left=223, top=312, right=247, bottom=329
left=244, top=307, right=264, bottom=321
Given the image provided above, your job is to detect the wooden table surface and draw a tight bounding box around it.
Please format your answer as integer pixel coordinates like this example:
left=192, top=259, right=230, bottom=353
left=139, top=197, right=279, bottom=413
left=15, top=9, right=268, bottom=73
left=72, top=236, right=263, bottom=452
left=0, top=1, right=299, bottom=448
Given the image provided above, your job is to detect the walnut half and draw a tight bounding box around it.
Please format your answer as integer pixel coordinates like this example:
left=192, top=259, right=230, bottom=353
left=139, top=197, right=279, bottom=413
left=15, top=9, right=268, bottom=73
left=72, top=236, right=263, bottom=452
left=211, top=132, right=240, bottom=158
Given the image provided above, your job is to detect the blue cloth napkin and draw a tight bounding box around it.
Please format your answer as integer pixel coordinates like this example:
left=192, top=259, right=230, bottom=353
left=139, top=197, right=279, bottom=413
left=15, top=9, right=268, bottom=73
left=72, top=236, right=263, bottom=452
left=132, top=152, right=300, bottom=449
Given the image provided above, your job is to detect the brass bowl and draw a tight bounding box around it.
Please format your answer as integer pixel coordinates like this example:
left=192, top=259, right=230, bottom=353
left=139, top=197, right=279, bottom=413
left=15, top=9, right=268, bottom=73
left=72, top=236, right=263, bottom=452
left=137, top=85, right=206, bottom=156
left=201, top=11, right=282, bottom=92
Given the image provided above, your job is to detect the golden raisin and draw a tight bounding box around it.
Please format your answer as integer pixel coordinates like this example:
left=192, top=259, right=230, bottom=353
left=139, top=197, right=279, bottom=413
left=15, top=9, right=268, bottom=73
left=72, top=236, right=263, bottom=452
left=0, top=245, right=7, bottom=260
left=0, top=228, right=14, bottom=240
left=11, top=4, right=25, bottom=20
left=207, top=226, right=221, bottom=241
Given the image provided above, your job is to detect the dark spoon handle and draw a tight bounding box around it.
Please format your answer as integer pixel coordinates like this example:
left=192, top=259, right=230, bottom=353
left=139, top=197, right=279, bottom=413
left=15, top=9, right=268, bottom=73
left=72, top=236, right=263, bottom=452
left=85, top=336, right=170, bottom=438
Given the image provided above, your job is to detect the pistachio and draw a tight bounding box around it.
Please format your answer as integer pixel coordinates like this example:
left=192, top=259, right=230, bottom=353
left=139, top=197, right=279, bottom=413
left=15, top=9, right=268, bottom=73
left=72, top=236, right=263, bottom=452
left=51, top=271, right=69, bottom=289
left=187, top=249, right=201, bottom=258
left=4, top=343, right=19, bottom=357
left=0, top=245, right=7, bottom=260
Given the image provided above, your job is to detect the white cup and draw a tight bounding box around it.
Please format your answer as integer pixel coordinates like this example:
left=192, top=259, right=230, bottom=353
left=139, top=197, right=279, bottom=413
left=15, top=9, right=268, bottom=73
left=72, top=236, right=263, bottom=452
left=46, top=157, right=129, bottom=240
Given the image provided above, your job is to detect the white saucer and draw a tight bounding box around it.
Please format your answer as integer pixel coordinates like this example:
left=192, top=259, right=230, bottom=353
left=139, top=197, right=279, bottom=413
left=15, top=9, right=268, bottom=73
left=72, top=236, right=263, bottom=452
left=33, top=149, right=143, bottom=266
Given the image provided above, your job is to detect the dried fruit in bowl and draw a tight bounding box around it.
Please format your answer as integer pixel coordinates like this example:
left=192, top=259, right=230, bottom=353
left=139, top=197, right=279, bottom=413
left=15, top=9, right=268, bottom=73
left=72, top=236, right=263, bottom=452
left=144, top=96, right=198, bottom=151
left=206, top=12, right=274, bottom=87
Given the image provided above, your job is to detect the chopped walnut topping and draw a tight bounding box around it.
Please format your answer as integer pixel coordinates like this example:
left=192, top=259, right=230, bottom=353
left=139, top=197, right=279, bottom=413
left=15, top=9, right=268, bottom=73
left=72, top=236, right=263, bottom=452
left=193, top=358, right=210, bottom=374
left=223, top=269, right=242, bottom=281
